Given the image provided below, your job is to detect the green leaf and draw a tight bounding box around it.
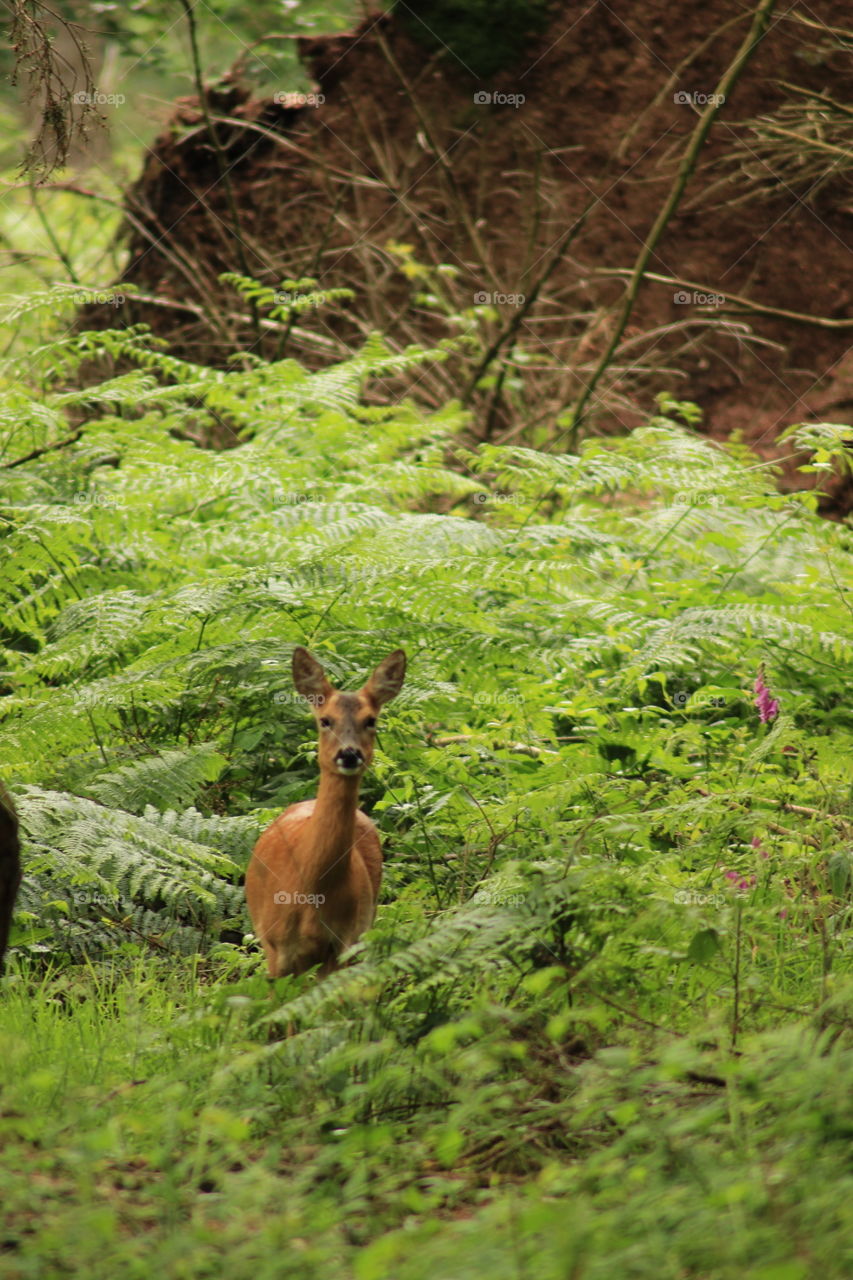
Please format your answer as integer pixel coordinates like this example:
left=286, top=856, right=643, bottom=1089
left=687, top=928, right=721, bottom=964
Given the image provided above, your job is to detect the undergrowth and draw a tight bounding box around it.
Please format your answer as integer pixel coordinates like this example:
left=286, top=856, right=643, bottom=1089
left=1, top=295, right=852, bottom=1277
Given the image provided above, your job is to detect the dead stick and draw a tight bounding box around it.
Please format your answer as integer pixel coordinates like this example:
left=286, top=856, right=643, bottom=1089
left=568, top=0, right=780, bottom=440
left=596, top=268, right=853, bottom=330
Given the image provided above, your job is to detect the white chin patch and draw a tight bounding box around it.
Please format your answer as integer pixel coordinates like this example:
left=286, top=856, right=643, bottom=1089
left=335, top=763, right=362, bottom=776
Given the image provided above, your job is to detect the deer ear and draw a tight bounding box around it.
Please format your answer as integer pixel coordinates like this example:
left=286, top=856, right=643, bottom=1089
left=364, top=649, right=406, bottom=708
left=292, top=646, right=333, bottom=707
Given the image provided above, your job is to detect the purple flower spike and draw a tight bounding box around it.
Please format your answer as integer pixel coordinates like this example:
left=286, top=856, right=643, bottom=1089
left=754, top=671, right=780, bottom=723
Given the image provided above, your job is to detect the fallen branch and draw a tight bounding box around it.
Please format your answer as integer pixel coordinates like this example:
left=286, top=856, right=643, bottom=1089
left=595, top=268, right=853, bottom=330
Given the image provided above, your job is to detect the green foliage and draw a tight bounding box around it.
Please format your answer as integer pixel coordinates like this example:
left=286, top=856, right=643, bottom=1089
left=90, top=0, right=363, bottom=87
left=1, top=315, right=852, bottom=1277
left=1, top=320, right=851, bottom=982
left=0, top=959, right=851, bottom=1278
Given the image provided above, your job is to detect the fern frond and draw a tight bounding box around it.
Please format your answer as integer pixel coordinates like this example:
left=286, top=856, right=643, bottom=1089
left=86, top=745, right=227, bottom=814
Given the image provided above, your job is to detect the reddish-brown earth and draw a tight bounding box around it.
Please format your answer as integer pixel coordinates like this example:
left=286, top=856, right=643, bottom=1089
left=81, top=2, right=853, bottom=512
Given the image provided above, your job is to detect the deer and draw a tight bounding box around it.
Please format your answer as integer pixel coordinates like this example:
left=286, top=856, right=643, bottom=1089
left=245, top=645, right=406, bottom=979
left=0, top=781, right=21, bottom=976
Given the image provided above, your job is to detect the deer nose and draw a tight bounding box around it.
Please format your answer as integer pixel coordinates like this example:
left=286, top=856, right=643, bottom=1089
left=336, top=747, right=364, bottom=773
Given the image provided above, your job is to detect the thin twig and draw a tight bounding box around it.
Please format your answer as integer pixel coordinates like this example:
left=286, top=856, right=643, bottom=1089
left=177, top=0, right=262, bottom=344
left=616, top=11, right=753, bottom=160
left=595, top=268, right=853, bottom=330
left=461, top=193, right=599, bottom=406
left=731, top=902, right=742, bottom=1050
left=371, top=25, right=495, bottom=285
left=568, top=0, right=780, bottom=441
left=1, top=428, right=82, bottom=469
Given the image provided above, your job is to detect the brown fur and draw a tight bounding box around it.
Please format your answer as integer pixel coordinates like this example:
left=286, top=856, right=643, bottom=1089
left=245, top=647, right=405, bottom=978
left=0, top=781, right=21, bottom=975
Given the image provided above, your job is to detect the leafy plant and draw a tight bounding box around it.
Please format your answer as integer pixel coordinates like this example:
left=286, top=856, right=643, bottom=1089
left=1, top=302, right=852, bottom=1279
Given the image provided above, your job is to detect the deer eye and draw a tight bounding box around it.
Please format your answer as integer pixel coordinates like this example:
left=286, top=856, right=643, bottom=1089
left=363, top=716, right=377, bottom=730
left=319, top=717, right=332, bottom=729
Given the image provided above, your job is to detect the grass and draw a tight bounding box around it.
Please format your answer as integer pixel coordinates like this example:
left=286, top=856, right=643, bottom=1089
left=1, top=958, right=851, bottom=1279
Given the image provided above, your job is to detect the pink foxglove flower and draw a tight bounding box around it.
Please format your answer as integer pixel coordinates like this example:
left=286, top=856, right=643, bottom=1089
left=754, top=670, right=780, bottom=723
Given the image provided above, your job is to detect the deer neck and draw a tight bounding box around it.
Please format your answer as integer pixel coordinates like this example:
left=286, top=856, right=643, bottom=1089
left=300, top=769, right=361, bottom=887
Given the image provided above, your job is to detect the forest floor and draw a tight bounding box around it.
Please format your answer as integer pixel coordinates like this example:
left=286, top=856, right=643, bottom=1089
left=79, top=0, right=853, bottom=511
